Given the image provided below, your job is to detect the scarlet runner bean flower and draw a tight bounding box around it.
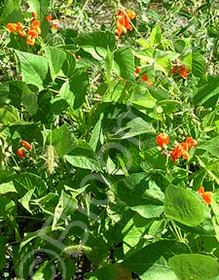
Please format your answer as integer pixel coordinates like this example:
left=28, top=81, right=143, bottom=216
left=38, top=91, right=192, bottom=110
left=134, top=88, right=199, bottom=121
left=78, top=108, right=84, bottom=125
left=198, top=186, right=212, bottom=205
left=21, top=140, right=32, bottom=151
left=16, top=148, right=25, bottom=158
left=156, top=133, right=170, bottom=148
left=136, top=66, right=141, bottom=74
left=115, top=9, right=135, bottom=39
left=171, top=137, right=197, bottom=162
left=171, top=64, right=190, bottom=78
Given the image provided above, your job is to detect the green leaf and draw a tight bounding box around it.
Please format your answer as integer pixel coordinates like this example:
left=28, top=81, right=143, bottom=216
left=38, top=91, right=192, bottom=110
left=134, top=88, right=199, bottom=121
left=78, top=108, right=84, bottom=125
left=62, top=50, right=76, bottom=77
left=21, top=84, right=38, bottom=116
left=85, top=236, right=109, bottom=265
left=87, top=264, right=116, bottom=280
left=16, top=51, right=49, bottom=91
left=192, top=52, right=206, bottom=78
left=114, top=116, right=155, bottom=139
left=69, top=69, right=89, bottom=109
left=122, top=240, right=189, bottom=276
left=113, top=48, right=135, bottom=80
left=34, top=193, right=59, bottom=215
left=59, top=81, right=75, bottom=109
left=19, top=189, right=35, bottom=214
left=0, top=181, right=17, bottom=195
left=150, top=25, right=162, bottom=46
left=198, top=136, right=219, bottom=158
left=1, top=0, right=22, bottom=24
left=169, top=254, right=219, bottom=280
left=26, top=0, right=51, bottom=22
left=52, top=190, right=76, bottom=229
left=45, top=46, right=66, bottom=81
left=89, top=113, right=104, bottom=151
left=193, top=76, right=219, bottom=107
left=0, top=105, right=20, bottom=125
left=164, top=185, right=205, bottom=227
left=141, top=256, right=178, bottom=280
left=73, top=31, right=116, bottom=60
left=48, top=124, right=77, bottom=158
left=65, top=141, right=102, bottom=171
left=32, top=260, right=56, bottom=280
left=130, top=204, right=164, bottom=219
left=13, top=172, right=47, bottom=198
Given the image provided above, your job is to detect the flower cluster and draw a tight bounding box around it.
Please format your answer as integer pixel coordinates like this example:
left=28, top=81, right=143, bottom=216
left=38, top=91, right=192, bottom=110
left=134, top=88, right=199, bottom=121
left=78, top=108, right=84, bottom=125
left=156, top=133, right=169, bottom=148
left=6, top=12, right=41, bottom=46
left=171, top=64, right=190, bottom=78
left=115, top=9, right=135, bottom=39
left=198, top=186, right=213, bottom=205
left=135, top=66, right=154, bottom=86
left=47, top=15, right=60, bottom=31
left=16, top=140, right=32, bottom=158
left=156, top=133, right=197, bottom=162
left=171, top=137, right=197, bottom=162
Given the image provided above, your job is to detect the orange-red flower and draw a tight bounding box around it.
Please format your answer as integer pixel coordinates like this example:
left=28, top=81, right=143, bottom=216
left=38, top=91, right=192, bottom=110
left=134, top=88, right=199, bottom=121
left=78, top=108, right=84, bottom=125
left=16, top=148, right=25, bottom=158
left=16, top=22, right=22, bottom=32
left=6, top=23, right=17, bottom=33
left=136, top=66, right=141, bottom=74
left=27, top=29, right=38, bottom=39
left=32, top=12, right=37, bottom=19
left=186, top=137, right=197, bottom=150
left=141, top=73, right=148, bottom=81
left=31, top=19, right=40, bottom=28
left=179, top=65, right=190, bottom=78
left=171, top=137, right=197, bottom=162
left=18, top=31, right=25, bottom=38
left=115, top=9, right=135, bottom=38
left=156, top=133, right=169, bottom=148
left=198, top=186, right=212, bottom=205
left=171, top=65, right=178, bottom=75
left=21, top=140, right=32, bottom=151
left=26, top=35, right=35, bottom=46
left=47, top=15, right=52, bottom=22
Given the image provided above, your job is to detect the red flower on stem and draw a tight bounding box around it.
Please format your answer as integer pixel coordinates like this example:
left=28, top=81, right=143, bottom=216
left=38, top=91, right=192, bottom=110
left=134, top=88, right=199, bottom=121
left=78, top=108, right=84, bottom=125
left=21, top=140, right=32, bottom=151
left=156, top=133, right=170, bottom=148
left=16, top=148, right=25, bottom=158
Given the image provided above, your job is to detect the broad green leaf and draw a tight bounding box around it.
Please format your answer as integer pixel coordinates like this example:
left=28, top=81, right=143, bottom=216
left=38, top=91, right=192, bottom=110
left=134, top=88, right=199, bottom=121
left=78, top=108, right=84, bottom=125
left=59, top=81, right=75, bottom=109
left=65, top=141, right=102, bottom=171
left=0, top=196, right=16, bottom=219
left=1, top=0, right=22, bottom=24
left=198, top=136, right=219, bottom=158
left=169, top=254, right=219, bottom=280
left=34, top=193, right=59, bottom=215
left=157, top=100, right=180, bottom=113
left=57, top=259, right=76, bottom=280
left=19, top=188, right=35, bottom=214
left=26, top=0, right=51, bottom=22
left=62, top=50, right=76, bottom=77
left=0, top=105, right=20, bottom=125
left=89, top=112, right=104, bottom=151
left=32, top=260, right=56, bottom=280
left=150, top=25, right=161, bottom=46
left=141, top=256, right=178, bottom=280
left=48, top=124, right=77, bottom=158
left=73, top=31, right=116, bottom=60
left=45, top=46, right=66, bottom=81
left=130, top=205, right=164, bottom=219
left=192, top=52, right=206, bottom=78
left=164, top=186, right=205, bottom=227
left=122, top=240, right=189, bottom=276
left=141, top=147, right=166, bottom=170
left=114, top=173, right=164, bottom=207
left=114, top=116, right=155, bottom=139
left=52, top=190, right=77, bottom=229
left=85, top=236, right=109, bottom=265
left=13, top=172, right=47, bottom=198
left=87, top=264, right=116, bottom=280
left=21, top=84, right=38, bottom=116
left=113, top=48, right=135, bottom=80
left=69, top=69, right=89, bottom=109
left=0, top=181, right=17, bottom=195
left=16, top=51, right=48, bottom=91
left=193, top=76, right=219, bottom=107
